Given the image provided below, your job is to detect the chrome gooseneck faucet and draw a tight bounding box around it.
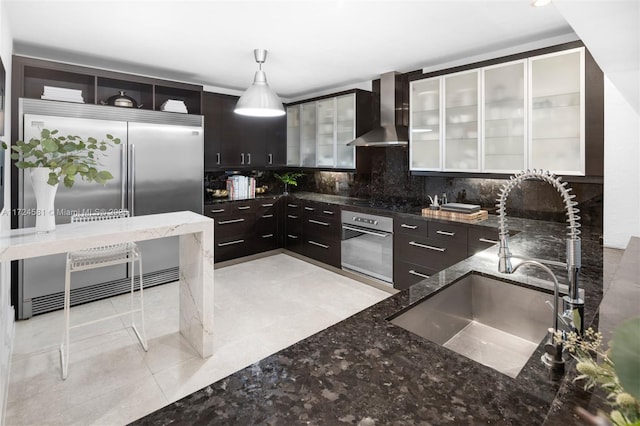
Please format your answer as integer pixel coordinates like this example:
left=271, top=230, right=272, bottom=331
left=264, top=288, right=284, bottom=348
left=496, top=170, right=584, bottom=372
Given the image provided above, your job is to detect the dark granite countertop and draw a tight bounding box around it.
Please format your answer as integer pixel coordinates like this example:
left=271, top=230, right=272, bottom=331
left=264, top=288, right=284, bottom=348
left=135, top=193, right=633, bottom=425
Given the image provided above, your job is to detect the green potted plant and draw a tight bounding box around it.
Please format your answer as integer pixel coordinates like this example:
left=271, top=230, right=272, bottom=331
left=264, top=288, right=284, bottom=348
left=2, top=128, right=121, bottom=232
left=274, top=171, right=304, bottom=195
left=558, top=317, right=640, bottom=425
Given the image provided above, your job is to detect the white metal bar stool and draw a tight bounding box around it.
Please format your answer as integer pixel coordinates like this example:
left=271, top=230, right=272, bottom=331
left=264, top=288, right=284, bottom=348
left=60, top=209, right=148, bottom=380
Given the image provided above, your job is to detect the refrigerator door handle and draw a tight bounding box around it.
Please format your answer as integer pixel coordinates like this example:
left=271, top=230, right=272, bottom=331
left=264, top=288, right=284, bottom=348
left=121, top=144, right=127, bottom=210
left=130, top=144, right=135, bottom=216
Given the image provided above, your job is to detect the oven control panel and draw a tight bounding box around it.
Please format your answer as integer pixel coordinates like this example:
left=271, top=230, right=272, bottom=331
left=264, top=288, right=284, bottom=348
left=353, top=216, right=378, bottom=226
left=341, top=210, right=394, bottom=233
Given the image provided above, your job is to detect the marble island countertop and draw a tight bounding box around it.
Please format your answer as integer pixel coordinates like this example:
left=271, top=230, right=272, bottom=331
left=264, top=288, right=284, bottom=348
left=135, top=195, right=633, bottom=425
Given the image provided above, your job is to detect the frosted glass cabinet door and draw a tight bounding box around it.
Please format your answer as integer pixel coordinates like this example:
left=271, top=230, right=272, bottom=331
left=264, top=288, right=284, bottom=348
left=410, top=77, right=441, bottom=170
left=444, top=70, right=480, bottom=171
left=336, top=94, right=356, bottom=168
left=316, top=98, right=336, bottom=167
left=286, top=105, right=301, bottom=166
left=483, top=60, right=526, bottom=172
left=300, top=103, right=317, bottom=167
left=529, top=47, right=584, bottom=175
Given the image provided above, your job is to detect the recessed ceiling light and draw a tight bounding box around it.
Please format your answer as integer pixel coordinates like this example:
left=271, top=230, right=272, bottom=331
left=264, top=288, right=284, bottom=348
left=531, top=0, right=552, bottom=7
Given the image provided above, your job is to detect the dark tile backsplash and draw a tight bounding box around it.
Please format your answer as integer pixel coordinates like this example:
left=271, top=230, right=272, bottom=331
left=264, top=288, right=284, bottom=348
left=205, top=146, right=603, bottom=233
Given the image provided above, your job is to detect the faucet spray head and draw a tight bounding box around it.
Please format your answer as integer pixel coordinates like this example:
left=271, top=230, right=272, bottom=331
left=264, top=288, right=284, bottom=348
left=498, top=233, right=513, bottom=274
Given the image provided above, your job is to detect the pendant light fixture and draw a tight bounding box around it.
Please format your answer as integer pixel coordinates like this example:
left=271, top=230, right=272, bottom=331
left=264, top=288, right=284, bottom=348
left=234, top=49, right=285, bottom=117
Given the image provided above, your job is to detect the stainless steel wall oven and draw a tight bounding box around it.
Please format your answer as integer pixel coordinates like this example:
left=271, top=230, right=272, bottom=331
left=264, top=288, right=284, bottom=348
left=341, top=210, right=393, bottom=285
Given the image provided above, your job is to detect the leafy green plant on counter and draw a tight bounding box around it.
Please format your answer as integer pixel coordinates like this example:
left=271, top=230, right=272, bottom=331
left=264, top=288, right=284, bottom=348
left=557, top=317, right=640, bottom=425
left=1, top=128, right=121, bottom=188
left=274, top=171, right=305, bottom=187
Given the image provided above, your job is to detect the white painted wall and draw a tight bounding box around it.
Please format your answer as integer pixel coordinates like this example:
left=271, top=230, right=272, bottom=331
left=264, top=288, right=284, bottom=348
left=553, top=0, right=640, bottom=248
left=603, top=77, right=640, bottom=248
left=0, top=0, right=13, bottom=420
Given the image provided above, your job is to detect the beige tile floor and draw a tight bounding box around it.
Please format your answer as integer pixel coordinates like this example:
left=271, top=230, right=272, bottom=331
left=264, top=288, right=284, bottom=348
left=5, top=254, right=390, bottom=426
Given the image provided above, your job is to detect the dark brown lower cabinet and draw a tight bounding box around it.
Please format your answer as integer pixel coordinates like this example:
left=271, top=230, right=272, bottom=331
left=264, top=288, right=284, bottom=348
left=214, top=212, right=256, bottom=262
left=284, top=199, right=304, bottom=255
left=206, top=197, right=281, bottom=263
left=393, top=218, right=468, bottom=290
left=301, top=201, right=341, bottom=268
left=253, top=197, right=281, bottom=254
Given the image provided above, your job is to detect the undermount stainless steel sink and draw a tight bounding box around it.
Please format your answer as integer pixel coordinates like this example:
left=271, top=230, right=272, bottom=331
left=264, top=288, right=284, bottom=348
left=389, top=273, right=556, bottom=378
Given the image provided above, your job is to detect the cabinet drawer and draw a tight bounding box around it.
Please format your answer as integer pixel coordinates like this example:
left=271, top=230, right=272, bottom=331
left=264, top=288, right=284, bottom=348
left=394, top=261, right=438, bottom=290
left=285, top=231, right=303, bottom=254
left=205, top=204, right=231, bottom=217
left=256, top=213, right=278, bottom=235
left=215, top=237, right=251, bottom=262
left=468, top=226, right=500, bottom=255
left=255, top=197, right=279, bottom=215
left=253, top=231, right=279, bottom=253
left=206, top=201, right=255, bottom=217
left=395, top=233, right=466, bottom=271
left=394, top=216, right=428, bottom=236
left=228, top=201, right=254, bottom=214
left=214, top=213, right=255, bottom=238
left=304, top=236, right=340, bottom=268
left=302, top=201, right=340, bottom=218
left=427, top=221, right=468, bottom=243
left=304, top=214, right=340, bottom=238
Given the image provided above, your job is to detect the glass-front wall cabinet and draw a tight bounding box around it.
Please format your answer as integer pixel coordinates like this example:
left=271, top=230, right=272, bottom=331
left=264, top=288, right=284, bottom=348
left=482, top=60, right=527, bottom=173
left=444, top=70, right=480, bottom=171
left=286, top=93, right=357, bottom=169
left=300, top=103, right=317, bottom=167
left=409, top=47, right=585, bottom=176
left=316, top=98, right=336, bottom=167
left=410, top=78, right=441, bottom=170
left=529, top=48, right=584, bottom=175
left=286, top=105, right=301, bottom=166
left=335, top=94, right=356, bottom=168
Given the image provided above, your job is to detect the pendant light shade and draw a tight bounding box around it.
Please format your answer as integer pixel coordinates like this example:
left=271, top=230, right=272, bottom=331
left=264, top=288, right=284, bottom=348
left=234, top=49, right=285, bottom=117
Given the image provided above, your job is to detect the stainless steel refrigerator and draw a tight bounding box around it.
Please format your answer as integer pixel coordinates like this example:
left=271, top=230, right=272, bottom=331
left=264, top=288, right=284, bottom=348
left=17, top=98, right=203, bottom=319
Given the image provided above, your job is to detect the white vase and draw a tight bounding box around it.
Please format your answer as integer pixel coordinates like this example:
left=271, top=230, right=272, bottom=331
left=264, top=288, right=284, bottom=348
left=29, top=168, right=58, bottom=233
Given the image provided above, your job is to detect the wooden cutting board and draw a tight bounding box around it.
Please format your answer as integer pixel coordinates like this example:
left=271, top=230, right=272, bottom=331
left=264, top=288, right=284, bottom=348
left=421, top=208, right=489, bottom=221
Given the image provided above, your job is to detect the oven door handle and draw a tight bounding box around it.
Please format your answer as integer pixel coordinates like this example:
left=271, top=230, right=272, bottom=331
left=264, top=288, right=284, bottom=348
left=342, top=225, right=390, bottom=238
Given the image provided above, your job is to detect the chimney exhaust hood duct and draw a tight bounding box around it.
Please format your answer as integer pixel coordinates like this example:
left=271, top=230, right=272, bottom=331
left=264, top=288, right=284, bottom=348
left=347, top=71, right=408, bottom=147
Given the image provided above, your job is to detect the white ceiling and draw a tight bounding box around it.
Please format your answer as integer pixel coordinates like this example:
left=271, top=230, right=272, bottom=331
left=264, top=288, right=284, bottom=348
left=5, top=0, right=578, bottom=100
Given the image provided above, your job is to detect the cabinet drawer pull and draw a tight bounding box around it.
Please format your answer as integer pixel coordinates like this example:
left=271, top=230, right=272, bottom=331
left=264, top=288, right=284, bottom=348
left=401, top=224, right=418, bottom=229
left=436, top=230, right=455, bottom=236
left=409, top=241, right=446, bottom=252
left=218, top=218, right=245, bottom=225
left=240, top=153, right=245, bottom=165
left=268, top=153, right=273, bottom=165
left=308, top=219, right=329, bottom=226
left=304, top=206, right=315, bottom=211
left=409, top=270, right=430, bottom=279
left=288, top=204, right=298, bottom=208
left=261, top=233, right=274, bottom=239
left=216, top=153, right=221, bottom=165
left=287, top=214, right=298, bottom=219
left=210, top=208, right=225, bottom=213
left=217, top=239, right=244, bottom=247
left=322, top=210, right=335, bottom=215
left=247, top=153, right=251, bottom=165
left=479, top=238, right=498, bottom=244
left=308, top=240, right=329, bottom=249
left=237, top=206, right=251, bottom=210
left=261, top=203, right=274, bottom=207
left=262, top=214, right=274, bottom=218
left=287, top=234, right=299, bottom=239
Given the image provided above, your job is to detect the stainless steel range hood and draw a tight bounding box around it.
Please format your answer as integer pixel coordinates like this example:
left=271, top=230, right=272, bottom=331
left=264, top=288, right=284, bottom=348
left=347, top=71, right=408, bottom=147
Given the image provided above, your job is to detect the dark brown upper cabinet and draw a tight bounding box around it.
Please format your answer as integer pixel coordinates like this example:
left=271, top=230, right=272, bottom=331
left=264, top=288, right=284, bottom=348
left=203, top=91, right=286, bottom=171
